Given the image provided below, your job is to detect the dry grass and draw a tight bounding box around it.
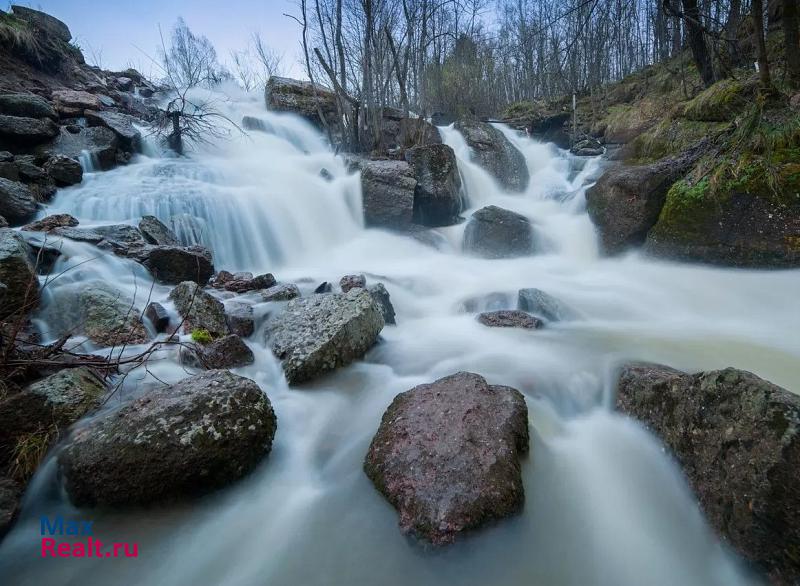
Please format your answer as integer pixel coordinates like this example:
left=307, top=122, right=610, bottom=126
left=9, top=424, right=59, bottom=482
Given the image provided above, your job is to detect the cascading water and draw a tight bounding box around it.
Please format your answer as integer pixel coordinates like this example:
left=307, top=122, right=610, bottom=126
left=0, top=87, right=797, bottom=586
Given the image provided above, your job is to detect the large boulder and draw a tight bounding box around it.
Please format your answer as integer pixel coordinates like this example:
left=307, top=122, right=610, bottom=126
left=617, top=364, right=800, bottom=584
left=0, top=94, right=57, bottom=120
left=364, top=372, right=529, bottom=545
left=43, top=155, right=82, bottom=186
left=265, top=288, right=384, bottom=384
left=0, top=178, right=37, bottom=225
left=463, top=205, right=534, bottom=258
left=84, top=110, right=142, bottom=151
left=0, top=228, right=39, bottom=318
left=168, top=281, right=229, bottom=337
left=405, top=144, right=463, bottom=227
left=0, top=367, right=106, bottom=467
left=73, top=281, right=150, bottom=347
left=585, top=159, right=687, bottom=254
left=644, top=180, right=800, bottom=268
left=42, top=126, right=118, bottom=171
left=58, top=370, right=277, bottom=506
left=454, top=120, right=529, bottom=192
left=23, top=213, right=78, bottom=234
left=359, top=159, right=416, bottom=228
left=9, top=6, right=71, bottom=42
left=265, top=76, right=338, bottom=129
left=142, top=245, right=214, bottom=285
left=0, top=115, right=58, bottom=145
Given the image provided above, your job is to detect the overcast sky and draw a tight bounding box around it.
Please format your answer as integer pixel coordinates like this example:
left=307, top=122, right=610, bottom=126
left=10, top=0, right=306, bottom=77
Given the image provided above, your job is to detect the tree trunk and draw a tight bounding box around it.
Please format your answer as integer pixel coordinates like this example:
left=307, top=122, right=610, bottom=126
left=784, top=0, right=800, bottom=88
left=752, top=0, right=773, bottom=89
left=680, top=0, right=716, bottom=86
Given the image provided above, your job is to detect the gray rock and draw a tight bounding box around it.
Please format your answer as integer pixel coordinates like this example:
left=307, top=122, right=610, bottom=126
left=43, top=126, right=118, bottom=171
left=0, top=367, right=106, bottom=467
left=0, top=178, right=37, bottom=225
left=0, top=162, right=19, bottom=181
left=0, top=115, right=58, bottom=145
left=405, top=143, right=463, bottom=227
left=265, top=288, right=384, bottom=384
left=115, top=77, right=133, bottom=91
left=463, top=205, right=534, bottom=258
left=70, top=281, right=150, bottom=347
left=22, top=213, right=78, bottom=232
left=144, top=301, right=170, bottom=333
left=368, top=283, right=396, bottom=325
left=51, top=90, right=101, bottom=114
left=0, top=94, right=57, bottom=119
left=617, top=364, right=800, bottom=585
left=359, top=159, right=416, bottom=229
left=340, top=274, right=366, bottom=292
left=10, top=6, right=72, bottom=41
left=0, top=477, right=22, bottom=539
left=168, top=281, right=229, bottom=337
left=517, top=288, right=578, bottom=322
left=185, top=334, right=255, bottom=369
left=260, top=283, right=300, bottom=302
left=225, top=302, right=255, bottom=338
left=265, top=76, right=338, bottom=129
left=477, top=310, right=543, bottom=329
left=84, top=110, right=142, bottom=151
left=364, top=372, right=529, bottom=545
left=585, top=156, right=694, bottom=254
left=213, top=270, right=276, bottom=293
left=44, top=155, right=82, bottom=186
left=0, top=229, right=39, bottom=318
left=58, top=370, right=277, bottom=506
left=454, top=120, right=529, bottom=192
left=139, top=215, right=178, bottom=246
left=143, top=245, right=214, bottom=285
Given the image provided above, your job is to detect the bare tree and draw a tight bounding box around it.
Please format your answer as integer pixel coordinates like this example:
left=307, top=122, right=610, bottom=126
left=160, top=17, right=228, bottom=88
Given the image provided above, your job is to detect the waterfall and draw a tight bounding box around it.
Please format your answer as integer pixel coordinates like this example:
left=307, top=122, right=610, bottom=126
left=2, top=89, right=797, bottom=586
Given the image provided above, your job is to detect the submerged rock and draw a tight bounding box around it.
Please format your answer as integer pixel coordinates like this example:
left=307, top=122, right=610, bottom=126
left=168, top=281, right=229, bottom=337
left=617, top=364, right=800, bottom=584
left=58, top=370, right=277, bottom=507
left=454, top=120, right=529, bottom=192
left=517, top=288, right=578, bottom=322
left=265, top=288, right=384, bottom=384
left=0, top=178, right=37, bottom=225
left=477, top=310, right=542, bottom=329
left=0, top=228, right=39, bottom=318
left=405, top=144, right=463, bottom=227
left=364, top=372, right=529, bottom=545
left=463, top=205, right=534, bottom=258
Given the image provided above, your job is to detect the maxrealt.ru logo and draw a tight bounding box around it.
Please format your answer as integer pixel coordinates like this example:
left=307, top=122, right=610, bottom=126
left=40, top=516, right=138, bottom=558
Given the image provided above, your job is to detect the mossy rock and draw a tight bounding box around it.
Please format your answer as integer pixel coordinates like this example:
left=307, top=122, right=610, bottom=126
left=683, top=78, right=757, bottom=122
left=628, top=117, right=730, bottom=162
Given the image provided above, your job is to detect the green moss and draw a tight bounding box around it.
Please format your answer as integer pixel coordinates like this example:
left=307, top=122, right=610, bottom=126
left=630, top=118, right=731, bottom=162
left=683, top=78, right=756, bottom=122
left=191, top=328, right=213, bottom=345
left=652, top=178, right=720, bottom=239
left=501, top=101, right=540, bottom=121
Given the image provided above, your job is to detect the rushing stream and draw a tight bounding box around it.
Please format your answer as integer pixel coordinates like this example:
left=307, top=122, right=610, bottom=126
left=1, top=88, right=798, bottom=586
